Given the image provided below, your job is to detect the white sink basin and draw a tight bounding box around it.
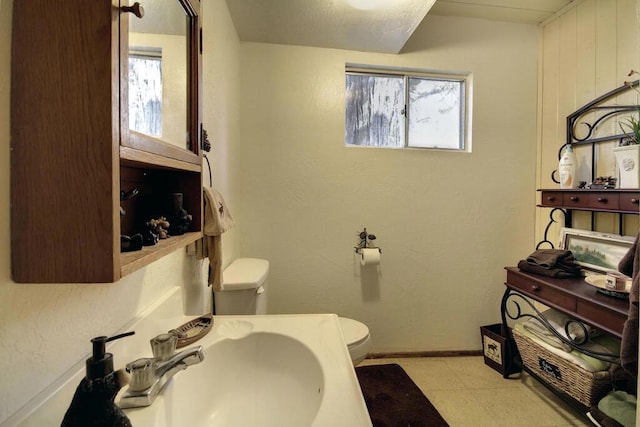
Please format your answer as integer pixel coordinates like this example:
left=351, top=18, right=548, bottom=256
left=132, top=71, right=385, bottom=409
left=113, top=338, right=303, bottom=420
left=9, top=289, right=370, bottom=427
left=123, top=316, right=371, bottom=427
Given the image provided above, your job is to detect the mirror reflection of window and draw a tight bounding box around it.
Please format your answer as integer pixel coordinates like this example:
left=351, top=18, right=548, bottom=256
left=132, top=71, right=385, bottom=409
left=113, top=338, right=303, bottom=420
left=128, top=0, right=189, bottom=150
left=129, top=48, right=163, bottom=137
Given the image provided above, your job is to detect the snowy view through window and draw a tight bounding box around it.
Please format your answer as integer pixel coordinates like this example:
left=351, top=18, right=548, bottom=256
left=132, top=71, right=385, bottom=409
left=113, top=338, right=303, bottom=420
left=345, top=74, right=405, bottom=147
left=129, top=56, right=163, bottom=137
left=408, top=78, right=463, bottom=149
left=346, top=71, right=465, bottom=150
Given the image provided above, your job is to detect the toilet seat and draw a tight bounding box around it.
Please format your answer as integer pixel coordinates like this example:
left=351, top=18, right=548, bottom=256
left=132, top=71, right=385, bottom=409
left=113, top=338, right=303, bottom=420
left=338, top=317, right=372, bottom=366
left=338, top=317, right=370, bottom=347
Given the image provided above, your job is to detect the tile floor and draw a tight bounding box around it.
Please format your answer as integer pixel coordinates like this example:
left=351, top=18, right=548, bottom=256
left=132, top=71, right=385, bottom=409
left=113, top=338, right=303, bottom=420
left=360, top=356, right=592, bottom=427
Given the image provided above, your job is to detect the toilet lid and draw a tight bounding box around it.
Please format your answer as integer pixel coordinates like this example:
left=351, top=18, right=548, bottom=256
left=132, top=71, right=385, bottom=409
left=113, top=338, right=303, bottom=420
left=338, top=317, right=370, bottom=347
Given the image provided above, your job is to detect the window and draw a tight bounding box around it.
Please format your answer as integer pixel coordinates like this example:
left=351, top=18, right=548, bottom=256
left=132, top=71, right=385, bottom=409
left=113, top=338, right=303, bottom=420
left=345, top=67, right=469, bottom=150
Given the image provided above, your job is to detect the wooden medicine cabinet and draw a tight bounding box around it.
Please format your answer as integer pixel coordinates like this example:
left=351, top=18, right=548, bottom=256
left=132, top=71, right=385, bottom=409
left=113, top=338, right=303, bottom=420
left=10, top=0, right=203, bottom=283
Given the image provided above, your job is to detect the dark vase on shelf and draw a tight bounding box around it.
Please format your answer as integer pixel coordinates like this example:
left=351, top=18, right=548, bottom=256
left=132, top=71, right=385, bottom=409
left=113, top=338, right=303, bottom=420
left=167, top=193, right=192, bottom=235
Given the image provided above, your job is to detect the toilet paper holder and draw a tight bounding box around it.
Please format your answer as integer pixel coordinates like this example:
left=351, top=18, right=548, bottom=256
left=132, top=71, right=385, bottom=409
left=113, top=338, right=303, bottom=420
left=354, top=228, right=381, bottom=256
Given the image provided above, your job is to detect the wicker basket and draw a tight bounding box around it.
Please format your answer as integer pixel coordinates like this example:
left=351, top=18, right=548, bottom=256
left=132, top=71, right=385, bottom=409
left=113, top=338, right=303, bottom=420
left=512, top=328, right=613, bottom=407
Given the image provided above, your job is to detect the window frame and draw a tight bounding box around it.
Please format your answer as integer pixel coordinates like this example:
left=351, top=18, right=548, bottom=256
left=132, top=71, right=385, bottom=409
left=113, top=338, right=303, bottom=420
left=345, top=66, right=472, bottom=152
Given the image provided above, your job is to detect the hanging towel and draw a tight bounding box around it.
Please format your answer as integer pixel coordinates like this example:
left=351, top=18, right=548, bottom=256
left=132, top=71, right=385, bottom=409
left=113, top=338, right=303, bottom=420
left=203, top=187, right=236, bottom=236
left=202, top=188, right=236, bottom=291
left=619, top=233, right=639, bottom=383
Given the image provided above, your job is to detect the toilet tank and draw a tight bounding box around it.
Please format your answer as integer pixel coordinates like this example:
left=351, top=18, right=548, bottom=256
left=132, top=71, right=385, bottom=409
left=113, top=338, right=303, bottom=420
left=214, top=258, right=269, bottom=315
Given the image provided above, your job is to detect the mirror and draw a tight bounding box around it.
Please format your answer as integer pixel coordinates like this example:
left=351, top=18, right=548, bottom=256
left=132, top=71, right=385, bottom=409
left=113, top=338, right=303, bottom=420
left=128, top=0, right=190, bottom=151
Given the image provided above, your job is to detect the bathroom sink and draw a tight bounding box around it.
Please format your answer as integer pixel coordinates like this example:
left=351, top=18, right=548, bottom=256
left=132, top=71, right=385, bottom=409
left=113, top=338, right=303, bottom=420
left=123, top=316, right=371, bottom=427
left=9, top=289, right=370, bottom=427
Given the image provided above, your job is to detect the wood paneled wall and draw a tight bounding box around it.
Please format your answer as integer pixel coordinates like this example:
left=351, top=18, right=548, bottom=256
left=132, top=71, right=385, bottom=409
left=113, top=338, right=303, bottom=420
left=537, top=0, right=640, bottom=241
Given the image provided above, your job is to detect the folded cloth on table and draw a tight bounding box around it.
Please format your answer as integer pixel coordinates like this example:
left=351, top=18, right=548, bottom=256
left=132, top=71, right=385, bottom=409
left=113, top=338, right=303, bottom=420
left=527, top=249, right=576, bottom=268
left=517, top=259, right=580, bottom=278
left=598, top=391, right=637, bottom=427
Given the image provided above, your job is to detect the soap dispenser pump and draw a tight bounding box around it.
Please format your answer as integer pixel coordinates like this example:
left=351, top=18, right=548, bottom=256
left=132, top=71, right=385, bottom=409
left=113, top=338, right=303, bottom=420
left=61, top=332, right=135, bottom=427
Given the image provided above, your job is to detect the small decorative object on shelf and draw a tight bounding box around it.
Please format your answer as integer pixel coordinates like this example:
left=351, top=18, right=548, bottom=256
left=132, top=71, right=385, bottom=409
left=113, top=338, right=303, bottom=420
left=587, top=176, right=617, bottom=189
left=148, top=217, right=170, bottom=239
left=121, top=234, right=143, bottom=252
left=613, top=144, right=640, bottom=189
left=167, top=193, right=193, bottom=236
left=119, top=188, right=139, bottom=216
left=142, top=224, right=159, bottom=246
left=170, top=209, right=193, bottom=236
left=120, top=189, right=145, bottom=252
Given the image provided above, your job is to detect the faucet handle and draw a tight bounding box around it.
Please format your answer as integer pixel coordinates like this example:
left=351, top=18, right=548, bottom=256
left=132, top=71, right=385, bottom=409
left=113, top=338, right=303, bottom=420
left=150, top=333, right=178, bottom=361
left=127, top=358, right=155, bottom=391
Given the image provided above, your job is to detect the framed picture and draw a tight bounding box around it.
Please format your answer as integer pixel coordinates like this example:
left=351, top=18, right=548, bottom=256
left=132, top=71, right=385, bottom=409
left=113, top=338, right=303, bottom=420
left=559, top=227, right=635, bottom=274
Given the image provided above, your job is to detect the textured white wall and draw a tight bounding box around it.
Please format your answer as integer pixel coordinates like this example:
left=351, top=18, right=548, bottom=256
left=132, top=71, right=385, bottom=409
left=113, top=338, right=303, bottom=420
left=201, top=0, right=242, bottom=266
left=237, top=15, right=539, bottom=352
left=0, top=0, right=241, bottom=424
left=536, top=0, right=640, bottom=239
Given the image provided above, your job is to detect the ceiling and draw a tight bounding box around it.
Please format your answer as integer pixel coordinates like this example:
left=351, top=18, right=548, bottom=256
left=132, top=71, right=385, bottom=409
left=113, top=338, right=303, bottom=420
left=226, top=0, right=575, bottom=54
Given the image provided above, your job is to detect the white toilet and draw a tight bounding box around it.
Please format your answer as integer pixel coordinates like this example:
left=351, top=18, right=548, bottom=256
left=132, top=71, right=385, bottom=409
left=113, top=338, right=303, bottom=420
left=338, top=316, right=372, bottom=366
left=214, top=258, right=269, bottom=315
left=214, top=258, right=372, bottom=366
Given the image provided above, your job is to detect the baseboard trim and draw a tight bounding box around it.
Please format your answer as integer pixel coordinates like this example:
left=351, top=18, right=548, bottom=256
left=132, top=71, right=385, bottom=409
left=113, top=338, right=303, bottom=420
left=367, top=350, right=482, bottom=359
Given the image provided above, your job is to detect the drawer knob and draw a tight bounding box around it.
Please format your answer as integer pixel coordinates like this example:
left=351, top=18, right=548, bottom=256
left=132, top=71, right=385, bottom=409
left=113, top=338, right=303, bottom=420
left=122, top=2, right=145, bottom=18
left=632, top=198, right=639, bottom=205
left=546, top=196, right=555, bottom=202
left=570, top=196, right=578, bottom=202
left=531, top=285, right=541, bottom=292
left=597, top=197, right=607, bottom=203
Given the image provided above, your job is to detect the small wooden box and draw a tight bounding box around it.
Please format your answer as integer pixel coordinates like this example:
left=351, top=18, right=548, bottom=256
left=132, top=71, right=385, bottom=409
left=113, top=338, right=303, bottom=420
left=480, top=324, right=507, bottom=375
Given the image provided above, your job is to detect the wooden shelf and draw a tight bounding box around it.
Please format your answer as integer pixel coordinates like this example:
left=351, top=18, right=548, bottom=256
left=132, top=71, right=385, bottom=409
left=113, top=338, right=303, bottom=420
left=120, top=231, right=202, bottom=277
left=538, top=189, right=640, bottom=214
left=120, top=146, right=201, bottom=173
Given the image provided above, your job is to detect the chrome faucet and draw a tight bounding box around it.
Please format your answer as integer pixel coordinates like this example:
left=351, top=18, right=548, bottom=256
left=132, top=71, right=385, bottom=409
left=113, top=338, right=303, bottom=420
left=119, top=333, right=205, bottom=408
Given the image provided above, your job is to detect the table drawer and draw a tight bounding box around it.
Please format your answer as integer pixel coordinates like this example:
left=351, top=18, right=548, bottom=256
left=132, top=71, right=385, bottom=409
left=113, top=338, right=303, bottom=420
left=577, top=300, right=626, bottom=337
left=588, top=192, right=619, bottom=210
left=563, top=192, right=589, bottom=209
left=540, top=191, right=562, bottom=207
left=620, top=192, right=640, bottom=213
left=507, top=276, right=576, bottom=312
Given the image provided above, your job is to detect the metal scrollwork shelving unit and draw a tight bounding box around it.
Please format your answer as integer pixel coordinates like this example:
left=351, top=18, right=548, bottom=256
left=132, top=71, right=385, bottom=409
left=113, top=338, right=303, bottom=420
left=566, top=80, right=639, bottom=150
left=501, top=289, right=620, bottom=365
left=538, top=79, right=640, bottom=246
left=537, top=208, right=568, bottom=250
left=500, top=81, right=639, bottom=414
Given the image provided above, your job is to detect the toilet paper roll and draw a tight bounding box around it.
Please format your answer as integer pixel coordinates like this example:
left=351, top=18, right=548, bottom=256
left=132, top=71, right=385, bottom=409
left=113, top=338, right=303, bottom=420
left=360, top=248, right=380, bottom=266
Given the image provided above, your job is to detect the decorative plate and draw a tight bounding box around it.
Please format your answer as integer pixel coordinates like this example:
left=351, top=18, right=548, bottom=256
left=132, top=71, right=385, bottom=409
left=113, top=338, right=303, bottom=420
left=170, top=314, right=214, bottom=348
left=584, top=275, right=629, bottom=299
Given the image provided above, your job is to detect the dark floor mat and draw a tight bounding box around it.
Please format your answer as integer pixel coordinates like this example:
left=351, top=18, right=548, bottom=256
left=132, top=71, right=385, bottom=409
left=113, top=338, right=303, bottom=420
left=355, top=363, right=449, bottom=427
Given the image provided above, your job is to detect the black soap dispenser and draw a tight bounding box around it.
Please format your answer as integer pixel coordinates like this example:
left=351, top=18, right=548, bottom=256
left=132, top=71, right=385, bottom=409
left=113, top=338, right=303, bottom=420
left=61, top=332, right=135, bottom=427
